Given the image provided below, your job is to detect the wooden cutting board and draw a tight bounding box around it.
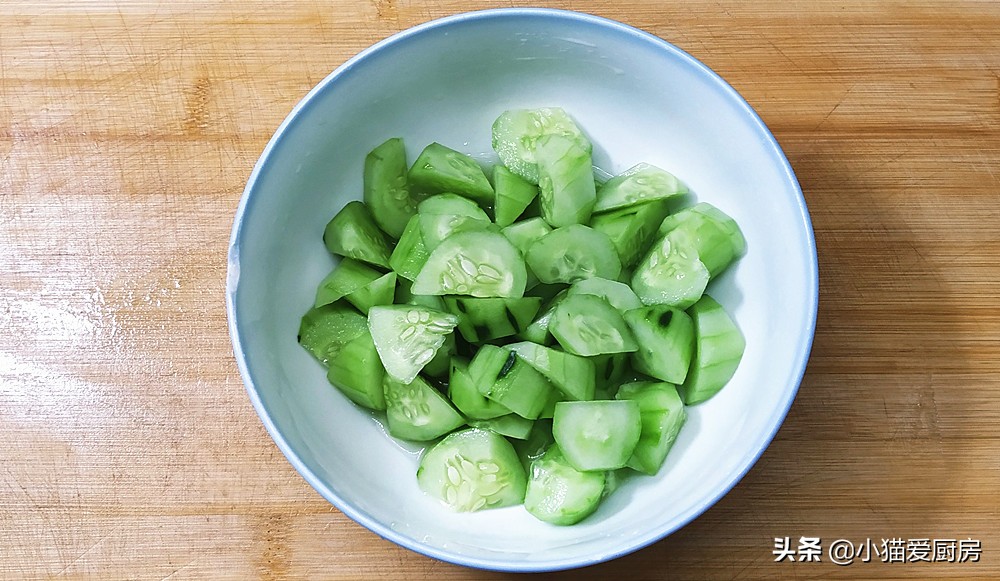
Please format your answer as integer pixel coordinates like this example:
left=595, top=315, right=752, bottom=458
left=1, top=1, right=998, bottom=578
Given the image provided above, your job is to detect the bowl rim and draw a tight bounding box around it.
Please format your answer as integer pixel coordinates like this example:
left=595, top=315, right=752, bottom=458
left=226, top=6, right=819, bottom=573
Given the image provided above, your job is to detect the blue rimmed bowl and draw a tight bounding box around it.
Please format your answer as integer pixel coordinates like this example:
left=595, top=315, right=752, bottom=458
left=226, top=8, right=817, bottom=572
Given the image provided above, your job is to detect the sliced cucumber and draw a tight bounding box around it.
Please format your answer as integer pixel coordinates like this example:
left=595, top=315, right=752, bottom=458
left=518, top=290, right=567, bottom=345
left=448, top=358, right=510, bottom=420
left=566, top=277, right=643, bottom=314
left=657, top=202, right=746, bottom=278
left=524, top=445, right=605, bottom=525
left=494, top=165, right=539, bottom=227
left=326, top=326, right=386, bottom=410
left=389, top=215, right=430, bottom=281
left=526, top=224, right=621, bottom=284
left=323, top=201, right=393, bottom=269
left=680, top=295, right=746, bottom=405
left=442, top=296, right=541, bottom=343
left=298, top=302, right=369, bottom=366
left=418, top=193, right=491, bottom=221
left=417, top=428, right=527, bottom=512
left=417, top=213, right=492, bottom=253
left=616, top=381, right=686, bottom=475
left=552, top=400, right=642, bottom=471
left=469, top=414, right=535, bottom=440
left=535, top=134, right=597, bottom=227
left=408, top=143, right=493, bottom=205
left=368, top=304, right=459, bottom=384
left=592, top=352, right=630, bottom=393
left=593, top=163, right=686, bottom=213
left=364, top=137, right=415, bottom=239
left=624, top=305, right=696, bottom=385
left=501, top=217, right=552, bottom=254
left=589, top=200, right=672, bottom=269
left=422, top=331, right=455, bottom=378
left=314, top=259, right=396, bottom=313
left=491, top=107, right=592, bottom=184
left=384, top=374, right=465, bottom=441
left=549, top=294, right=638, bottom=356
left=631, top=228, right=709, bottom=308
left=470, top=345, right=555, bottom=420
left=411, top=230, right=527, bottom=298
left=505, top=341, right=595, bottom=402
left=394, top=278, right=446, bottom=311
left=513, top=419, right=554, bottom=471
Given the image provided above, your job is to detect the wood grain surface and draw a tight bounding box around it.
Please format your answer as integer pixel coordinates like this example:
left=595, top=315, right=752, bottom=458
left=2, top=1, right=998, bottom=579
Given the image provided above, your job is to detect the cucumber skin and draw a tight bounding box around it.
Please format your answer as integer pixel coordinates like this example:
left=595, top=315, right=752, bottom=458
left=615, top=381, right=687, bottom=475
left=298, top=303, right=369, bottom=366
left=326, top=327, right=387, bottom=411
left=680, top=295, right=746, bottom=405
left=658, top=203, right=746, bottom=278
left=624, top=306, right=696, bottom=385
left=323, top=201, right=393, bottom=269
left=389, top=215, right=430, bottom=281
left=590, top=200, right=672, bottom=269
left=443, top=297, right=542, bottom=343
left=494, top=165, right=540, bottom=227
left=448, top=358, right=510, bottom=420
left=364, top=137, right=415, bottom=239
left=535, top=134, right=597, bottom=228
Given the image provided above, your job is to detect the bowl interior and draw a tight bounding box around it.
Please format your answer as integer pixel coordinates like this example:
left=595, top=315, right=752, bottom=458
left=228, top=9, right=816, bottom=572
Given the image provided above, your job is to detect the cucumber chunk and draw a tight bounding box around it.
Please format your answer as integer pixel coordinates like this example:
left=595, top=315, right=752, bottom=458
left=418, top=193, right=491, bottom=221
left=470, top=345, right=555, bottom=420
left=417, top=213, right=493, bottom=252
left=505, top=341, right=595, bottom=402
left=469, top=414, right=535, bottom=440
left=323, top=201, right=393, bottom=269
left=624, top=305, right=696, bottom=385
left=680, top=295, right=746, bottom=405
left=314, top=259, right=396, bottom=314
left=631, top=228, right=709, bottom=308
left=524, top=445, right=605, bottom=525
left=389, top=215, right=430, bottom=281
left=592, top=352, right=630, bottom=393
left=448, top=358, right=510, bottom=420
left=535, top=134, right=597, bottom=227
left=368, top=304, right=459, bottom=384
left=442, top=296, right=541, bottom=343
left=326, top=326, right=386, bottom=410
left=553, top=400, right=642, bottom=471
left=417, top=428, right=527, bottom=512
left=408, top=143, right=493, bottom=205
left=394, top=278, right=446, bottom=311
left=590, top=200, right=672, bottom=269
left=501, top=217, right=552, bottom=254
left=526, top=224, right=621, bottom=284
left=494, top=165, right=540, bottom=227
left=298, top=303, right=369, bottom=366
left=566, top=277, right=643, bottom=313
left=411, top=230, right=527, bottom=298
left=518, top=290, right=567, bottom=345
left=384, top=374, right=465, bottom=441
left=593, top=163, right=687, bottom=213
left=422, top=331, right=455, bottom=378
left=491, top=107, right=592, bottom=184
left=615, top=381, right=686, bottom=475
left=513, top=419, right=554, bottom=471
left=657, top=202, right=746, bottom=278
left=549, top=294, right=638, bottom=356
left=364, top=137, right=415, bottom=239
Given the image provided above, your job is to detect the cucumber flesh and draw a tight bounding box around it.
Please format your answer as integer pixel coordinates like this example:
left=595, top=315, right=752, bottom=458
left=624, top=305, right=696, bottom=385
left=535, top=134, right=597, bottom=227
left=417, top=213, right=493, bottom=253
left=513, top=419, right=554, bottom=471
left=631, top=228, right=709, bottom=308
left=422, top=331, right=454, bottom=378
left=389, top=215, right=430, bottom=281
left=364, top=137, right=415, bottom=239
left=549, top=294, right=638, bottom=356
left=566, top=277, right=643, bottom=314
left=323, top=201, right=393, bottom=269
left=417, top=428, right=527, bottom=512
left=494, top=165, right=540, bottom=227
left=408, top=143, right=493, bottom=205
left=505, top=341, right=595, bottom=402
left=680, top=295, right=746, bottom=405
left=418, top=193, right=490, bottom=221
left=518, top=290, right=567, bottom=345
left=394, top=278, right=446, bottom=311
left=526, top=224, right=621, bottom=284
left=593, top=163, right=687, bottom=213
left=552, top=400, right=642, bottom=471
left=524, top=445, right=605, bottom=525
left=448, top=358, right=510, bottom=420
left=501, top=217, right=552, bottom=254
left=589, top=200, right=672, bottom=269
left=384, top=374, right=465, bottom=441
left=298, top=303, right=369, bottom=366
left=657, top=202, right=746, bottom=278
left=314, top=258, right=383, bottom=308
left=491, top=107, right=592, bottom=184
left=470, top=345, right=555, bottom=420
left=592, top=352, right=630, bottom=393
left=326, top=326, right=386, bottom=410
left=368, top=305, right=459, bottom=384
left=468, top=414, right=534, bottom=440
left=442, top=296, right=541, bottom=343
left=615, top=381, right=686, bottom=475
left=412, top=230, right=527, bottom=298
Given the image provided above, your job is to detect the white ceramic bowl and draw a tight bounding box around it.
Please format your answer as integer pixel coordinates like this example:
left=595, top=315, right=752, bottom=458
left=227, top=8, right=818, bottom=572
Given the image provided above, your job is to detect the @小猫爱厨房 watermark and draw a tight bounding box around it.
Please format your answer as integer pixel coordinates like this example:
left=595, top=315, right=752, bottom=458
left=773, top=536, right=982, bottom=566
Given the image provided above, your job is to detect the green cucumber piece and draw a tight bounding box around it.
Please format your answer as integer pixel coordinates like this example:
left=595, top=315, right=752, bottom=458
left=505, top=341, right=595, bottom=402
left=513, top=419, right=554, bottom=471
left=624, top=305, right=696, bottom=385
left=552, top=400, right=642, bottom=471
left=469, top=414, right=534, bottom=440
left=470, top=345, right=556, bottom=420
left=417, top=193, right=490, bottom=221
left=417, top=213, right=492, bottom=252
left=501, top=217, right=552, bottom=254
left=314, top=258, right=383, bottom=308
left=326, top=326, right=386, bottom=410
left=494, top=165, right=539, bottom=227
left=535, top=134, right=597, bottom=227
left=680, top=295, right=746, bottom=405
left=417, top=428, right=527, bottom=511
left=411, top=230, right=527, bottom=298
left=657, top=202, right=746, bottom=277
left=323, top=201, right=392, bottom=269
left=408, top=143, right=493, bottom=205
left=615, top=381, right=686, bottom=475
left=422, top=331, right=454, bottom=378
left=368, top=305, right=458, bottom=384
left=384, top=374, right=465, bottom=441
left=389, top=215, right=430, bottom=281
left=518, top=289, right=567, bottom=345
left=592, top=352, right=630, bottom=394
left=442, top=296, right=541, bottom=343
left=491, top=107, right=592, bottom=184
left=364, top=137, right=415, bottom=239
left=524, top=445, right=605, bottom=525
left=526, top=224, right=621, bottom=284
left=394, top=278, right=446, bottom=311
left=298, top=303, right=368, bottom=366
left=631, top=228, right=709, bottom=308
left=549, top=294, right=638, bottom=356
left=447, top=358, right=510, bottom=420
left=593, top=163, right=686, bottom=213
left=590, top=200, right=672, bottom=270
left=566, top=277, right=643, bottom=314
